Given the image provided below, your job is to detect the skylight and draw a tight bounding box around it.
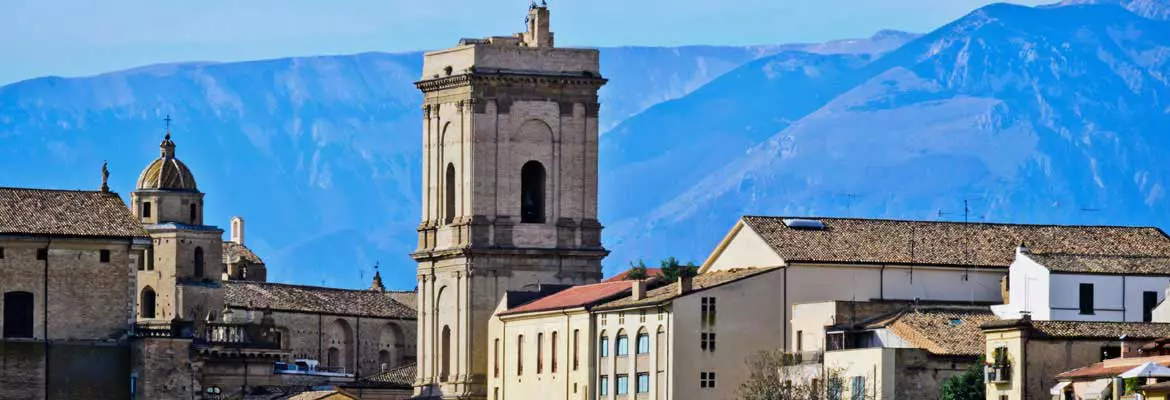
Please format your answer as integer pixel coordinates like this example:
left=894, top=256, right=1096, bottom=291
left=783, top=218, right=826, bottom=230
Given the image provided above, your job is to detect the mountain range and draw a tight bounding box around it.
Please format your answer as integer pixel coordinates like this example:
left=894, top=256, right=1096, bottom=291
left=2, top=1, right=1168, bottom=289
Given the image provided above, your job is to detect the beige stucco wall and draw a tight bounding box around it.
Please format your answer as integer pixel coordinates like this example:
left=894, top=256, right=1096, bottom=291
left=489, top=307, right=594, bottom=400
left=702, top=222, right=784, bottom=272
left=825, top=348, right=895, bottom=399
left=595, top=305, right=670, bottom=400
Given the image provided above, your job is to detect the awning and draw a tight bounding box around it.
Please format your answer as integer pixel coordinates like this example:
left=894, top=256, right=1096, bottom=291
left=1049, top=381, right=1070, bottom=395
left=1120, top=361, right=1170, bottom=378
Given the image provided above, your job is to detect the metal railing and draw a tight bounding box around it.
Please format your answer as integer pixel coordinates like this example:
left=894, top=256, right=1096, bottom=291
left=200, top=323, right=280, bottom=349
left=782, top=350, right=824, bottom=365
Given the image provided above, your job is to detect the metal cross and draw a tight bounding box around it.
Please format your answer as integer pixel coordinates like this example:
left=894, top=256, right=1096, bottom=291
left=164, top=114, right=172, bottom=131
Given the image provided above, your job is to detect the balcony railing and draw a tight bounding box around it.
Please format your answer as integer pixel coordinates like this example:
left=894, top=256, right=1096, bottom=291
left=200, top=323, right=280, bottom=349
left=133, top=321, right=195, bottom=339
left=782, top=351, right=824, bottom=365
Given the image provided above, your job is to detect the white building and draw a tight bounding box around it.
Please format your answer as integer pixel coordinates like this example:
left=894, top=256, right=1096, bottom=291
left=993, top=246, right=1170, bottom=322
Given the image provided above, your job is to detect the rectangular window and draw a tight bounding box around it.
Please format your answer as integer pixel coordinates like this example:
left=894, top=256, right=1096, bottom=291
left=573, top=329, right=580, bottom=371
left=1079, top=283, right=1094, bottom=315
left=617, top=335, right=629, bottom=356
left=601, top=314, right=607, bottom=326
left=619, top=312, right=625, bottom=324
left=701, top=297, right=718, bottom=326
left=551, top=331, right=558, bottom=373
left=599, top=375, right=609, bottom=396
left=143, top=202, right=151, bottom=218
left=1144, top=291, right=1159, bottom=322
left=850, top=376, right=866, bottom=400
left=700, top=372, right=716, bottom=388
left=637, top=372, right=650, bottom=393
left=637, top=333, right=650, bottom=354
left=701, top=333, right=716, bottom=352
left=600, top=336, right=610, bottom=358
left=493, top=338, right=500, bottom=378
left=0, top=246, right=5, bottom=259
left=99, top=249, right=110, bottom=263
left=518, top=335, right=524, bottom=376
left=640, top=309, right=646, bottom=323
left=1102, top=345, right=1121, bottom=361
left=36, top=248, right=47, bottom=260
left=537, top=332, right=544, bottom=373
left=797, top=330, right=804, bottom=351
left=617, top=374, right=629, bottom=395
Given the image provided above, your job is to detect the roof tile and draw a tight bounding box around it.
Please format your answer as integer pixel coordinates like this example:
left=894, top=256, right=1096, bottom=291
left=224, top=281, right=414, bottom=319
left=0, top=187, right=149, bottom=239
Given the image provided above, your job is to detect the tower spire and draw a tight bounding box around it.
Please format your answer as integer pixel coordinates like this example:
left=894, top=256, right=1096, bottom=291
left=369, top=262, right=386, bottom=292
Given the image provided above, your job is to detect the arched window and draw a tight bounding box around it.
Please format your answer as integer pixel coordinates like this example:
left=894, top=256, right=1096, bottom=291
left=194, top=247, right=205, bottom=279
left=140, top=287, right=156, bottom=319
left=551, top=331, right=558, bottom=373
left=2, top=291, right=34, bottom=338
left=599, top=331, right=609, bottom=358
left=444, top=163, right=456, bottom=225
left=537, top=332, right=544, bottom=373
left=441, top=325, right=452, bottom=380
left=520, top=161, right=546, bottom=223
left=616, top=329, right=629, bottom=356
left=190, top=203, right=198, bottom=224
left=517, top=334, right=525, bottom=375
left=637, top=328, right=650, bottom=354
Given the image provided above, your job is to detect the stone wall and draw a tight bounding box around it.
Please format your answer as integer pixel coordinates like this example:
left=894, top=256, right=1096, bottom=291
left=227, top=308, right=416, bottom=379
left=1, top=341, right=131, bottom=400
left=892, top=350, right=973, bottom=400
left=0, top=237, right=140, bottom=341
left=132, top=337, right=196, bottom=400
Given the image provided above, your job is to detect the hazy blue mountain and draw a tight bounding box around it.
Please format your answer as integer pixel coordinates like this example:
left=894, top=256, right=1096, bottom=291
left=1053, top=0, right=1170, bottom=19
left=604, top=2, right=1170, bottom=267
left=0, top=43, right=833, bottom=288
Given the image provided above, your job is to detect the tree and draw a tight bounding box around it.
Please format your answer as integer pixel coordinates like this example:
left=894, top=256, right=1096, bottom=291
left=939, top=359, right=984, bottom=400
left=660, top=257, right=698, bottom=282
left=737, top=349, right=872, bottom=400
left=625, top=259, right=649, bottom=280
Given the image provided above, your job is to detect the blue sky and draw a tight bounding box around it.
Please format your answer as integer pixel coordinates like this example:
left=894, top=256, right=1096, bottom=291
left=0, top=0, right=1050, bottom=85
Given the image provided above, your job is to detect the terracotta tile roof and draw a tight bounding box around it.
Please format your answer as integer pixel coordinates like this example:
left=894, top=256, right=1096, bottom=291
left=0, top=187, right=149, bottom=239
left=223, top=281, right=414, bottom=319
left=860, top=306, right=998, bottom=356
left=1031, top=321, right=1170, bottom=339
left=500, top=281, right=635, bottom=316
left=223, top=241, right=264, bottom=265
left=984, top=319, right=1170, bottom=340
left=741, top=216, right=1170, bottom=268
left=286, top=390, right=356, bottom=400
left=595, top=267, right=780, bottom=311
left=1055, top=355, right=1170, bottom=380
left=1027, top=253, right=1170, bottom=275
left=387, top=291, right=416, bottom=311
left=352, top=362, right=416, bottom=388
left=603, top=268, right=663, bottom=282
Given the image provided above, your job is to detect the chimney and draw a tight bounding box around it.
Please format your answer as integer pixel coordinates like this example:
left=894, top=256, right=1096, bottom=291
left=1121, top=335, right=1134, bottom=359
left=522, top=2, right=553, bottom=48
left=677, top=275, right=693, bottom=295
left=231, top=216, right=245, bottom=245
left=632, top=280, right=647, bottom=301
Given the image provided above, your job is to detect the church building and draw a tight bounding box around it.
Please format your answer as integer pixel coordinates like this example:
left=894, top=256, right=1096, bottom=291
left=412, top=3, right=608, bottom=398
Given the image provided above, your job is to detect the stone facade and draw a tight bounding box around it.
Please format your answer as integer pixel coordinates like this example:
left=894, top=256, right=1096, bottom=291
left=413, top=5, right=607, bottom=399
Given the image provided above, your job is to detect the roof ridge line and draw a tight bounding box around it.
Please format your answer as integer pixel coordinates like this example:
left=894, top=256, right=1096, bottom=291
left=740, top=215, right=1161, bottom=230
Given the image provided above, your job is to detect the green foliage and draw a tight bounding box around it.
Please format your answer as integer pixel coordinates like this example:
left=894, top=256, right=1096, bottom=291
left=626, top=259, right=649, bottom=280
left=939, top=360, right=985, bottom=400
left=660, top=256, right=698, bottom=282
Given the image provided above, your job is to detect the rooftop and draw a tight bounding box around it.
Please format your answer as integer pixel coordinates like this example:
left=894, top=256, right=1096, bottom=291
left=0, top=187, right=149, bottom=239
left=835, top=305, right=997, bottom=356
left=347, top=362, right=416, bottom=389
left=739, top=216, right=1170, bottom=268
left=602, top=268, right=664, bottom=283
left=223, top=241, right=264, bottom=265
left=982, top=318, right=1170, bottom=340
left=1027, top=252, right=1170, bottom=275
left=595, top=267, right=779, bottom=311
left=223, top=281, right=415, bottom=319
left=499, top=280, right=636, bottom=316
left=1055, top=355, right=1170, bottom=381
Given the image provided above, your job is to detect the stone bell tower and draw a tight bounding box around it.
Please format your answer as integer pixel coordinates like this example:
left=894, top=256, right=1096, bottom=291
left=412, top=4, right=607, bottom=398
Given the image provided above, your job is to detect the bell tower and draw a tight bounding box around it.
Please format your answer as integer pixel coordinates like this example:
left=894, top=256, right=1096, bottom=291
left=413, top=4, right=607, bottom=398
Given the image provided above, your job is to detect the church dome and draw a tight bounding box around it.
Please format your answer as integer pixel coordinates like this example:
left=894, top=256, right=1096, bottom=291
left=136, top=133, right=198, bottom=191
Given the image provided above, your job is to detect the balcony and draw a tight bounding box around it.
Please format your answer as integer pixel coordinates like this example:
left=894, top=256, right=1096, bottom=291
left=783, top=351, right=824, bottom=365
left=199, top=322, right=281, bottom=349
